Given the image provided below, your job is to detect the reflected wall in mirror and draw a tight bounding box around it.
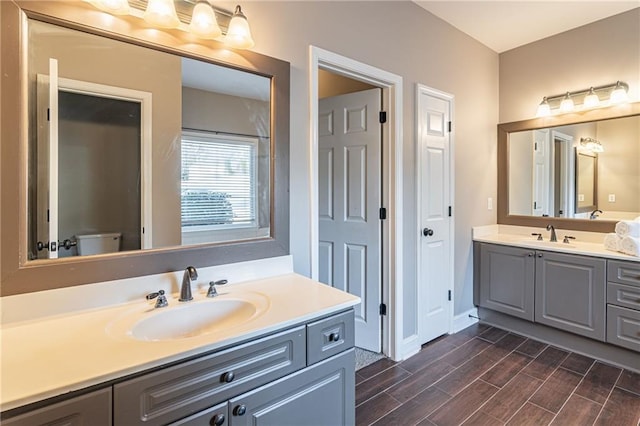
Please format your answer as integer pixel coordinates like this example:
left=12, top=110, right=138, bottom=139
left=506, top=115, right=639, bottom=221
left=28, top=19, right=271, bottom=260
left=498, top=103, right=640, bottom=233
left=1, top=0, right=290, bottom=296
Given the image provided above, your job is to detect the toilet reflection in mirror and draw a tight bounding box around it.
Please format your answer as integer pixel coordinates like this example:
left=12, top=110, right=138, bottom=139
left=28, top=18, right=271, bottom=260
left=507, top=115, right=640, bottom=222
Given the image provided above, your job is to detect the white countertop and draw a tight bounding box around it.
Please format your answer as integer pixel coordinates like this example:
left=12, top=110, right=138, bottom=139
left=0, top=273, right=360, bottom=412
left=473, top=225, right=639, bottom=262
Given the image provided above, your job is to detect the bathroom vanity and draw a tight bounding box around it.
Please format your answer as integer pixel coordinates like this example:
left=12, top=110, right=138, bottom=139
left=473, top=226, right=640, bottom=371
left=0, top=273, right=359, bottom=425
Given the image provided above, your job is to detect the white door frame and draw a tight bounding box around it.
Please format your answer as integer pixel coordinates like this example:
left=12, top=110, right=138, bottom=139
left=309, top=46, right=404, bottom=360
left=415, top=84, right=455, bottom=347
left=551, top=130, right=575, bottom=218
left=38, top=75, right=153, bottom=249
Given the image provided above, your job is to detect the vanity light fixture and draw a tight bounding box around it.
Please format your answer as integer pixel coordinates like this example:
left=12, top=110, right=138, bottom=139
left=144, top=0, right=180, bottom=28
left=189, top=0, right=222, bottom=39
left=225, top=5, right=255, bottom=49
left=84, top=0, right=254, bottom=49
left=580, top=137, right=604, bottom=153
left=535, top=81, right=630, bottom=117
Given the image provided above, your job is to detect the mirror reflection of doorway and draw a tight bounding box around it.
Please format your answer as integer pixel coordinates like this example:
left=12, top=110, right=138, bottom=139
left=34, top=73, right=151, bottom=259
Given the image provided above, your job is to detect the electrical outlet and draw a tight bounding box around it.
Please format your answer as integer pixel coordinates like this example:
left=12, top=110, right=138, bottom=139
left=487, top=197, right=493, bottom=210
left=578, top=194, right=585, bottom=202
left=608, top=194, right=616, bottom=202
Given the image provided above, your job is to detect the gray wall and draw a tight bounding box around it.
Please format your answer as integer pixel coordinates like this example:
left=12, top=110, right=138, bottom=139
left=240, top=1, right=500, bottom=319
left=499, top=8, right=640, bottom=123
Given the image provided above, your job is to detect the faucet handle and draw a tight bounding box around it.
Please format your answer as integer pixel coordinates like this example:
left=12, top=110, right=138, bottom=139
left=531, top=233, right=543, bottom=241
left=146, top=289, right=168, bottom=308
left=563, top=235, right=576, bottom=244
left=207, top=280, right=228, bottom=298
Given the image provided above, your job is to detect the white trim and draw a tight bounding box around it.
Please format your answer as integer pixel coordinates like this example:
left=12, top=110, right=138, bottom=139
left=415, top=84, right=456, bottom=343
left=551, top=130, right=575, bottom=218
left=49, top=76, right=154, bottom=250
left=309, top=46, right=404, bottom=361
left=452, top=307, right=479, bottom=333
left=48, top=59, right=59, bottom=259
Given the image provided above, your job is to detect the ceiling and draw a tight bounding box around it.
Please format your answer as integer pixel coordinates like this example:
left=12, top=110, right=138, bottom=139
left=413, top=1, right=639, bottom=53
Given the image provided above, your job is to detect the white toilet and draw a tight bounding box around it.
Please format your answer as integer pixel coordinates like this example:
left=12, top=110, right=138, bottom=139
left=75, top=233, right=122, bottom=255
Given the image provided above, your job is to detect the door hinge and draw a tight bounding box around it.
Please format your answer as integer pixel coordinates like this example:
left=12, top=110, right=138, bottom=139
left=535, top=142, right=538, bottom=150
left=379, top=111, right=387, bottom=124
left=448, top=206, right=452, bottom=217
left=379, top=303, right=387, bottom=316
left=142, top=227, right=145, bottom=234
left=448, top=121, right=452, bottom=132
left=47, top=108, right=50, bottom=121
left=47, top=209, right=50, bottom=223
left=534, top=201, right=537, bottom=209
left=379, top=207, right=387, bottom=220
left=448, top=290, right=452, bottom=301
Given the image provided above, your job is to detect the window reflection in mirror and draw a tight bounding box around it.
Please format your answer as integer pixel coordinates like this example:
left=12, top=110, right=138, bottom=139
left=507, top=115, right=640, bottom=222
left=27, top=19, right=271, bottom=260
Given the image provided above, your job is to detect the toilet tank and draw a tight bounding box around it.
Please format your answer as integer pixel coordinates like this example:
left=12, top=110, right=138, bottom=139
left=75, top=233, right=121, bottom=255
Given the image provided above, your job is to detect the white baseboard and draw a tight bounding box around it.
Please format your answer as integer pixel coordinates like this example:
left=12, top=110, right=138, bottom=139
left=452, top=307, right=479, bottom=333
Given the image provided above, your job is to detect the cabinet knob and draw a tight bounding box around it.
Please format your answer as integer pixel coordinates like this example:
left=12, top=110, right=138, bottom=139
left=537, top=253, right=543, bottom=258
left=221, top=371, right=235, bottom=383
left=210, top=414, right=225, bottom=426
left=329, top=332, right=341, bottom=342
left=527, top=252, right=534, bottom=257
left=234, top=404, right=247, bottom=416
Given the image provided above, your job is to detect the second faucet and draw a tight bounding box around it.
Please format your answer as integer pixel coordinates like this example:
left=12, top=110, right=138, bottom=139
left=179, top=266, right=198, bottom=302
left=546, top=224, right=557, bottom=242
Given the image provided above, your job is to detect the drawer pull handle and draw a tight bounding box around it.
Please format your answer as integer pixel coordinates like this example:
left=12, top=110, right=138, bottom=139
left=329, top=332, right=341, bottom=342
left=210, top=414, right=225, bottom=426
left=234, top=404, right=247, bottom=416
left=221, top=371, right=235, bottom=383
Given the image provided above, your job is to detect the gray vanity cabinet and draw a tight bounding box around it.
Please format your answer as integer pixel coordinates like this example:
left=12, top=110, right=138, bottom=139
left=534, top=251, right=606, bottom=341
left=1, top=388, right=112, bottom=426
left=478, top=243, right=535, bottom=321
left=606, top=260, right=640, bottom=351
left=228, top=349, right=355, bottom=426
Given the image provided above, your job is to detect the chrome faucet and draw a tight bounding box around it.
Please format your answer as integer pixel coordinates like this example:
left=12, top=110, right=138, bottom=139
left=179, top=266, right=198, bottom=302
left=546, top=224, right=557, bottom=242
left=589, top=209, right=603, bottom=220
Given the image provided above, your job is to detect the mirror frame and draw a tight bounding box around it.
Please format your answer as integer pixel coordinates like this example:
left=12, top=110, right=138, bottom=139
left=1, top=1, right=290, bottom=296
left=498, top=101, right=640, bottom=233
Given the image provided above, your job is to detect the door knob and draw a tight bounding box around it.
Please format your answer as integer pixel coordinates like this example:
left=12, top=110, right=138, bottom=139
left=423, top=228, right=434, bottom=237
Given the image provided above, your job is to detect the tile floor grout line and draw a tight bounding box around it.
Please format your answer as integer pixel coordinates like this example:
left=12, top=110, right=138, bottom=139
left=591, top=368, right=624, bottom=425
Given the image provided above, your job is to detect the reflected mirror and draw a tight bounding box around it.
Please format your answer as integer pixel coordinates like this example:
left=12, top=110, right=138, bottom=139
left=28, top=19, right=271, bottom=260
left=505, top=114, right=640, bottom=223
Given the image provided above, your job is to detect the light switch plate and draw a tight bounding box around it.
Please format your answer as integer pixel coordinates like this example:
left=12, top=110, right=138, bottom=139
left=608, top=194, right=616, bottom=202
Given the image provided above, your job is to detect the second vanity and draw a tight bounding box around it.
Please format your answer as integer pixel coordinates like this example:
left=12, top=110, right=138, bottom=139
left=0, top=266, right=359, bottom=425
left=473, top=225, right=640, bottom=371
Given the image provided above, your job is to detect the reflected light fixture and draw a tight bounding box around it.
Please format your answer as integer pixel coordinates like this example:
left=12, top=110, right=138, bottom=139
left=535, top=81, right=629, bottom=117
left=580, top=137, right=604, bottom=153
left=226, top=5, right=255, bottom=49
left=189, top=0, right=222, bottom=39
left=144, top=0, right=180, bottom=28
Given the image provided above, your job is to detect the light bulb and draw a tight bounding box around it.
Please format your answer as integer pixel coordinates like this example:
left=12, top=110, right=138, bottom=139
left=144, top=0, right=180, bottom=29
left=583, top=88, right=600, bottom=109
left=86, top=0, right=130, bottom=15
left=610, top=81, right=629, bottom=104
left=226, top=5, right=255, bottom=49
left=189, top=1, right=221, bottom=39
left=559, top=92, right=574, bottom=113
left=536, top=97, right=551, bottom=117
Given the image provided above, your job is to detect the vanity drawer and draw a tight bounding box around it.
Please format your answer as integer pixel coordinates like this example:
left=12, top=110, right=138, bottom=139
left=606, top=305, right=640, bottom=352
left=114, top=326, right=306, bottom=426
left=169, top=402, right=227, bottom=426
left=608, top=260, right=640, bottom=288
left=306, top=310, right=355, bottom=365
left=607, top=282, right=640, bottom=310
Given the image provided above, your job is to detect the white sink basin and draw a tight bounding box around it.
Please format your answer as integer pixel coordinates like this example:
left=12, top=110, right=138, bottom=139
left=107, top=292, right=270, bottom=342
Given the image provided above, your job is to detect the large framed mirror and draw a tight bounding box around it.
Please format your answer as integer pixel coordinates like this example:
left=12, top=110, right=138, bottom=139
left=498, top=102, right=640, bottom=232
left=1, top=1, right=290, bottom=296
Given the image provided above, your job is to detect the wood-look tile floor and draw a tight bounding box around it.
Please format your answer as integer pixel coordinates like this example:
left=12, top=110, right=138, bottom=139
left=355, top=323, right=640, bottom=426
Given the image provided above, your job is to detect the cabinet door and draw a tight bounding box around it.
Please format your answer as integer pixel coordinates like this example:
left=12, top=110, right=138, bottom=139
left=2, top=388, right=111, bottom=426
left=535, top=251, right=605, bottom=340
left=479, top=243, right=535, bottom=321
left=228, top=349, right=355, bottom=426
